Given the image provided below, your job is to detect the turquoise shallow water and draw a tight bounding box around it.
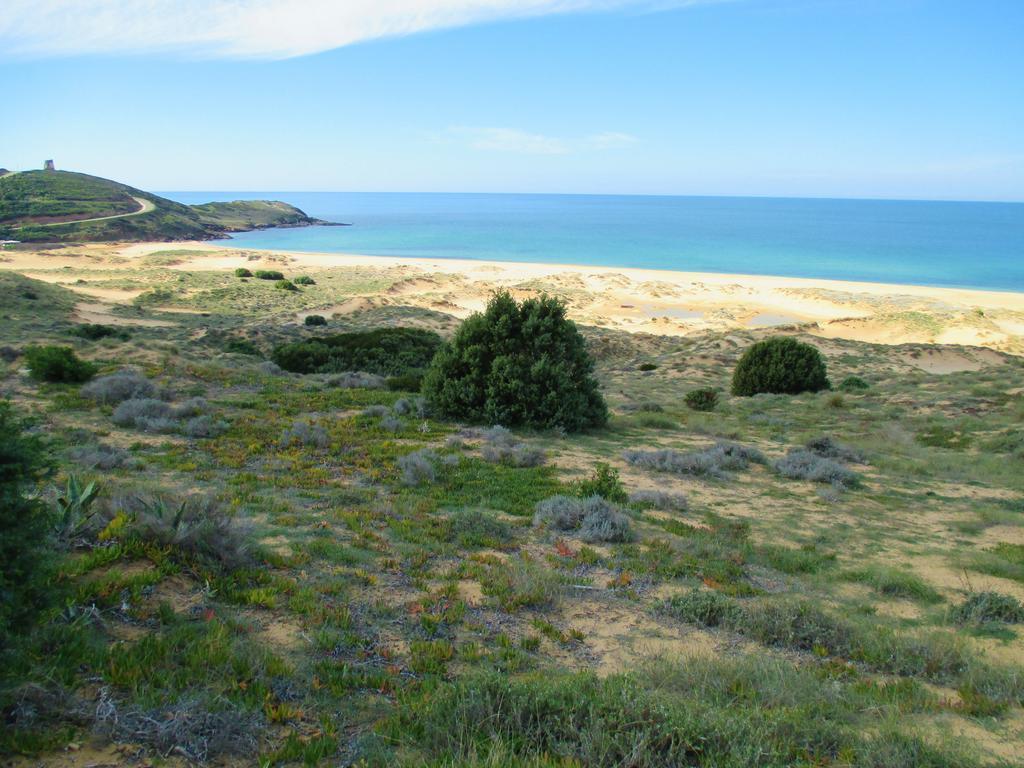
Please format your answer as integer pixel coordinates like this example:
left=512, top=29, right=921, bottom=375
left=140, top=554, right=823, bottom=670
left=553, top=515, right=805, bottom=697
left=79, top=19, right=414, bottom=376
left=162, top=192, right=1024, bottom=292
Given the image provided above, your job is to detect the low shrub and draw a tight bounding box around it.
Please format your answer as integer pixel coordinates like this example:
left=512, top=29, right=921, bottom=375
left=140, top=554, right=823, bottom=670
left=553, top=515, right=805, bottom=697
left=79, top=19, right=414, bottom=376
left=112, top=398, right=176, bottom=432
left=272, top=327, right=443, bottom=377
left=275, top=279, right=298, bottom=292
left=24, top=345, right=97, bottom=383
left=578, top=497, right=634, bottom=543
left=804, top=436, right=866, bottom=463
left=623, top=441, right=765, bottom=479
left=950, top=592, right=1024, bottom=625
left=533, top=495, right=585, bottom=531
left=774, top=448, right=860, bottom=489
left=292, top=275, right=316, bottom=285
left=115, top=493, right=252, bottom=570
left=477, top=426, right=546, bottom=468
left=224, top=338, right=260, bottom=356
left=112, top=397, right=211, bottom=434
left=82, top=370, right=156, bottom=404
left=533, top=494, right=634, bottom=542
left=731, top=336, right=830, bottom=396
left=839, top=375, right=870, bottom=391
left=398, top=448, right=440, bottom=486
left=326, top=371, right=386, bottom=389
left=446, top=508, right=513, bottom=549
left=637, top=362, right=658, bottom=371
left=254, top=269, right=284, bottom=280
left=304, top=314, right=327, bottom=327
left=280, top=419, right=329, bottom=449
left=183, top=415, right=229, bottom=439
left=685, top=387, right=719, bottom=412
left=68, top=443, right=136, bottom=470
left=572, top=462, right=628, bottom=503
left=68, top=323, right=130, bottom=342
left=234, top=267, right=253, bottom=277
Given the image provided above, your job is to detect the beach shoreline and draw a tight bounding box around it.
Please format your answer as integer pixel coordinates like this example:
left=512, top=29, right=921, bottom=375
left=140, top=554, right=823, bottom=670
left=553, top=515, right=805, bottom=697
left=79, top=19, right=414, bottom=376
left=4, top=240, right=1023, bottom=355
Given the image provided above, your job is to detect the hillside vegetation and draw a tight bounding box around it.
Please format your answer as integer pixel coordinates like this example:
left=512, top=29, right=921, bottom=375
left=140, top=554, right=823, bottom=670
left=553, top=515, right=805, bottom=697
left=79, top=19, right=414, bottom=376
left=0, top=170, right=322, bottom=243
left=0, top=255, right=1023, bottom=766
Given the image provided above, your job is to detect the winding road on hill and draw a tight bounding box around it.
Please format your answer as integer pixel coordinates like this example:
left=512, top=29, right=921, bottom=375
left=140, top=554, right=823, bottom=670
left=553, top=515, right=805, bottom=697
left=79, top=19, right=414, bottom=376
left=26, top=195, right=156, bottom=228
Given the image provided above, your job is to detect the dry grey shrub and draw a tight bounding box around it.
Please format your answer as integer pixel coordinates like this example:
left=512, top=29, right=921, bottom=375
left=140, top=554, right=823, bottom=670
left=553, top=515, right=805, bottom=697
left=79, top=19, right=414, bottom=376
left=69, top=442, right=138, bottom=470
left=623, top=441, right=765, bottom=479
left=533, top=495, right=634, bottom=542
left=475, top=424, right=546, bottom=467
left=112, top=397, right=213, bottom=434
left=93, top=689, right=261, bottom=762
left=82, top=370, right=155, bottom=404
left=628, top=489, right=688, bottom=511
left=362, top=405, right=391, bottom=418
left=774, top=449, right=860, bottom=489
left=281, top=419, right=330, bottom=449
left=398, top=448, right=439, bottom=486
left=183, top=414, right=229, bottom=439
left=380, top=415, right=403, bottom=433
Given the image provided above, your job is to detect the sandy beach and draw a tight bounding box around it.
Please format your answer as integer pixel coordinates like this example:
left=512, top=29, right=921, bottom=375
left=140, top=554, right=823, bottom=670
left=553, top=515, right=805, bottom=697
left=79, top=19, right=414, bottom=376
left=5, top=240, right=1022, bottom=358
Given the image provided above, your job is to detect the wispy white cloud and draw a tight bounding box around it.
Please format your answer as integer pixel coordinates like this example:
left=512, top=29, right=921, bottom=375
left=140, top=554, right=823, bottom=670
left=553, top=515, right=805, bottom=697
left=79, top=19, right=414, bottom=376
left=448, top=126, right=639, bottom=154
left=0, top=0, right=724, bottom=60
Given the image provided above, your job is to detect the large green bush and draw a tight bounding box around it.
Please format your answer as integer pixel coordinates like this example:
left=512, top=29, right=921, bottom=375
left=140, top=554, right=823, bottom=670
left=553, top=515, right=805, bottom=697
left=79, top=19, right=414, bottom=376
left=422, top=292, right=607, bottom=431
left=271, top=327, right=443, bottom=376
left=24, top=345, right=97, bottom=383
left=731, top=337, right=830, bottom=397
left=0, top=401, right=53, bottom=636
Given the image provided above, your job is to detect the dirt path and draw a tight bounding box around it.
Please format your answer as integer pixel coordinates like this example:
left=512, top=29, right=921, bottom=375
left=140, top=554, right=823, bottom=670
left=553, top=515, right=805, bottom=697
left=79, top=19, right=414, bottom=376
left=28, top=195, right=156, bottom=228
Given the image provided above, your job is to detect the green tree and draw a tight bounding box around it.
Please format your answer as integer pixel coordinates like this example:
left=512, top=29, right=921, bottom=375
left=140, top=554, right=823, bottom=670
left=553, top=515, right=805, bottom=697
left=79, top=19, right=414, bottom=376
left=731, top=336, right=830, bottom=397
left=0, top=401, right=53, bottom=636
left=422, top=292, right=607, bottom=431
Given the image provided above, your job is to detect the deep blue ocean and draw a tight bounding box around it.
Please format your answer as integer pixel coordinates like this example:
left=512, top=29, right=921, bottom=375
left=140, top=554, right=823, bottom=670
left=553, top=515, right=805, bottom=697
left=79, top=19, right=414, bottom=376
left=162, top=192, right=1024, bottom=292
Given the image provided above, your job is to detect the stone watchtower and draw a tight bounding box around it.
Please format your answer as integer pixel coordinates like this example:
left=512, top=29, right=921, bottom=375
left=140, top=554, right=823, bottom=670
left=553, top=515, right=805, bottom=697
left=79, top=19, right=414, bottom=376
left=44, top=159, right=55, bottom=171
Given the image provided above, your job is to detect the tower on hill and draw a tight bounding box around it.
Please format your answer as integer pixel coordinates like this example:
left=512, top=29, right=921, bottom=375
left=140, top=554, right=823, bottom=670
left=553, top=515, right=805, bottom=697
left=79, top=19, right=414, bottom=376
left=44, top=159, right=55, bottom=171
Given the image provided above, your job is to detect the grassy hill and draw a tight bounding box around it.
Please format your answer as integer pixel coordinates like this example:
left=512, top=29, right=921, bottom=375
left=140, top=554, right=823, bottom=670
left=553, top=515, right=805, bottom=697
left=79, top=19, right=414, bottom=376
left=0, top=170, right=322, bottom=243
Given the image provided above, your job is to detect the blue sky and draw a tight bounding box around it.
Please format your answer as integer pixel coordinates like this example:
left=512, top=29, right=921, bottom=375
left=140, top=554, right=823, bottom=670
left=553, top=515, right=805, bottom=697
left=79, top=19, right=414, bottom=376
left=1, top=0, right=1022, bottom=200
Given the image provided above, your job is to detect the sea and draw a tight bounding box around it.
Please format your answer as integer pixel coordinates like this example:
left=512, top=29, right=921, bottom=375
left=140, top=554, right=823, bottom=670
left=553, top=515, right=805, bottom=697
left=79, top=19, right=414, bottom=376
left=161, top=192, right=1024, bottom=292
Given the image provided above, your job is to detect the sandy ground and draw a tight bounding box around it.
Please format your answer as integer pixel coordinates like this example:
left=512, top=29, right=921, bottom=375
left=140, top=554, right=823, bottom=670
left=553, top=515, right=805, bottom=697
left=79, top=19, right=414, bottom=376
left=3, top=240, right=1022, bottom=355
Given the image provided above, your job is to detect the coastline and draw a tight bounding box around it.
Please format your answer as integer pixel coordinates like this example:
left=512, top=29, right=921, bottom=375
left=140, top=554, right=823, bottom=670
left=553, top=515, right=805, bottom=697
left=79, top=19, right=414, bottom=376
left=5, top=240, right=1023, bottom=356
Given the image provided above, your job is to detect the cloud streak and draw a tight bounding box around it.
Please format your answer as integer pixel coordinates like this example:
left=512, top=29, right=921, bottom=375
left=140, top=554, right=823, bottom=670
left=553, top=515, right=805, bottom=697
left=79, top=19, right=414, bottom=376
left=0, top=1, right=723, bottom=60
left=449, top=126, right=638, bottom=154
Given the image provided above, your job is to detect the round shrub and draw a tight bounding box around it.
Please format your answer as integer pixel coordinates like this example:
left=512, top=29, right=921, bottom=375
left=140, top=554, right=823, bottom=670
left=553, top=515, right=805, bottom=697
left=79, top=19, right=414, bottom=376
left=638, top=362, right=658, bottom=372
left=422, top=292, right=607, bottom=431
left=275, top=279, right=298, bottom=292
left=254, top=269, right=284, bottom=280
left=304, top=314, right=327, bottom=327
left=293, top=275, right=316, bottom=285
left=24, top=345, right=97, bottom=383
left=731, top=337, right=830, bottom=397
left=684, top=387, right=719, bottom=412
left=234, top=267, right=253, bottom=278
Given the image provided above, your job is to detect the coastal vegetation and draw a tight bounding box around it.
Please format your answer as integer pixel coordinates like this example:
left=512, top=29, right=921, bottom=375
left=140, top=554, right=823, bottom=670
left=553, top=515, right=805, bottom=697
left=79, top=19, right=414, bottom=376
left=0, top=254, right=1022, bottom=766
left=0, top=170, right=324, bottom=243
left=731, top=335, right=831, bottom=396
left=423, top=291, right=608, bottom=431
